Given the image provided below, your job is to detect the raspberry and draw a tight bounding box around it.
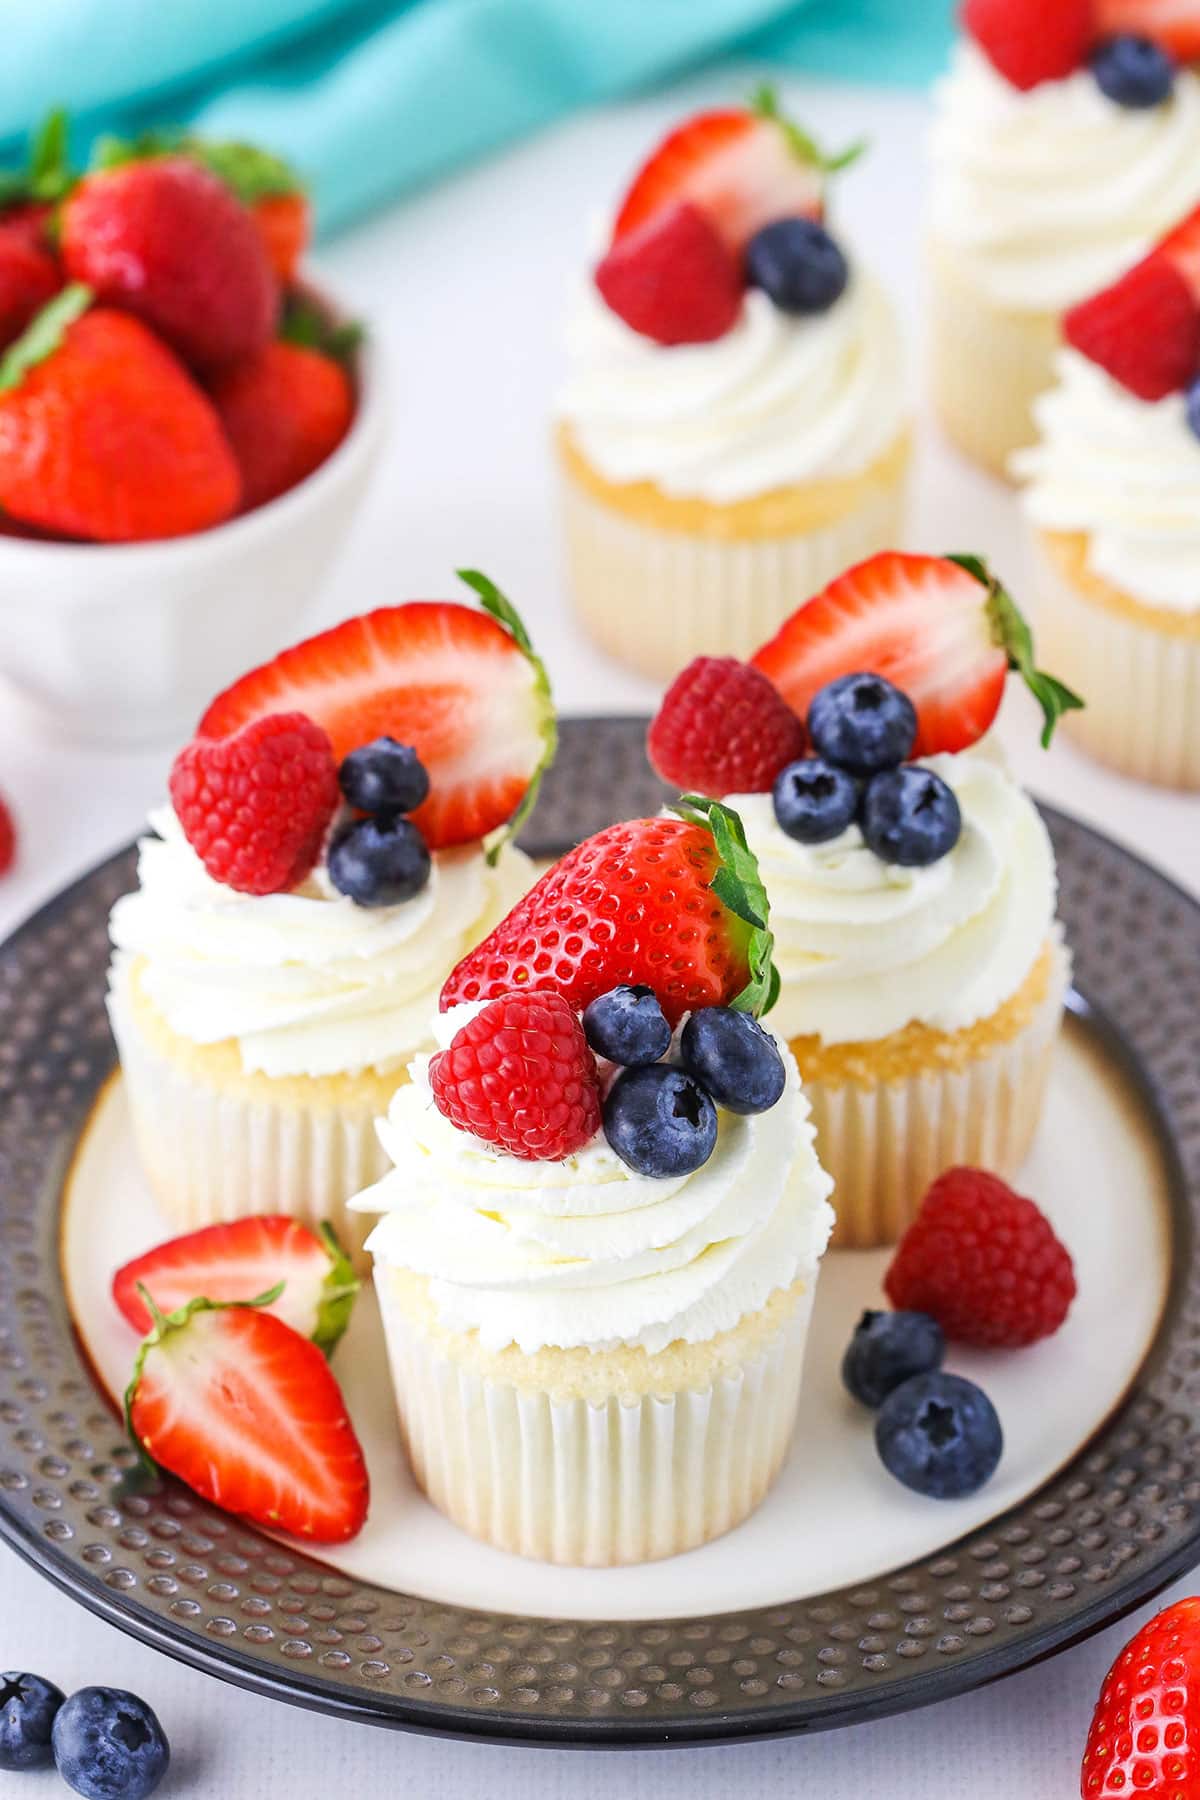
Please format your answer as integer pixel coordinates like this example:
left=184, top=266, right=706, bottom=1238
left=170, top=711, right=339, bottom=896
left=884, top=1167, right=1076, bottom=1349
left=1064, top=256, right=1200, bottom=402
left=647, top=657, right=806, bottom=794
left=962, top=0, right=1093, bottom=90
left=430, top=991, right=602, bottom=1161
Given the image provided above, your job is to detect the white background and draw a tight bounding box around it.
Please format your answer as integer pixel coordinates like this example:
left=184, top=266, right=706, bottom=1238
left=1, top=65, right=1198, bottom=1798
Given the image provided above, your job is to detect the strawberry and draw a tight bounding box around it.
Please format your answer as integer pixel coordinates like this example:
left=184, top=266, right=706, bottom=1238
left=170, top=711, right=339, bottom=896
left=441, top=797, right=777, bottom=1026
left=0, top=795, right=15, bottom=876
left=0, top=109, right=75, bottom=248
left=198, top=571, right=556, bottom=853
left=61, top=156, right=277, bottom=371
left=1064, top=255, right=1200, bottom=400
left=125, top=1293, right=369, bottom=1543
left=1157, top=201, right=1200, bottom=302
left=647, top=656, right=807, bottom=793
left=113, top=1215, right=358, bottom=1355
left=0, top=286, right=241, bottom=542
left=0, top=204, right=55, bottom=255
left=595, top=202, right=743, bottom=344
left=1093, top=0, right=1200, bottom=61
left=0, top=230, right=60, bottom=351
left=752, top=551, right=1083, bottom=755
left=1081, top=1596, right=1200, bottom=1797
left=209, top=340, right=354, bottom=510
left=962, top=0, right=1094, bottom=89
left=252, top=192, right=311, bottom=283
left=430, top=991, right=602, bottom=1160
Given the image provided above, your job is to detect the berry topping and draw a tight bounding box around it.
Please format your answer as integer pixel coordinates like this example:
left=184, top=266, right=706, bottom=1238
left=0, top=1671, right=63, bottom=1773
left=1081, top=1596, right=1200, bottom=1799
left=0, top=229, right=60, bottom=352
left=860, top=765, right=962, bottom=867
left=885, top=1167, right=1077, bottom=1348
left=842, top=1311, right=946, bottom=1411
left=209, top=339, right=354, bottom=510
left=51, top=1687, right=169, bottom=1800
left=771, top=756, right=860, bottom=844
left=753, top=551, right=1082, bottom=754
left=679, top=1006, right=786, bottom=1115
left=1159, top=201, right=1200, bottom=304
left=603, top=1064, right=718, bottom=1178
left=807, top=671, right=917, bottom=775
left=1064, top=255, right=1200, bottom=400
left=594, top=202, right=743, bottom=345
left=339, top=737, right=430, bottom=816
left=875, top=1371, right=1003, bottom=1499
left=327, top=814, right=431, bottom=907
left=583, top=984, right=673, bottom=1067
left=962, top=0, right=1095, bottom=90
left=1187, top=375, right=1200, bottom=439
left=1094, top=0, right=1200, bottom=63
left=745, top=217, right=849, bottom=314
left=647, top=655, right=807, bottom=795
left=1091, top=32, right=1177, bottom=103
left=169, top=712, right=339, bottom=897
left=0, top=795, right=15, bottom=877
left=430, top=991, right=602, bottom=1161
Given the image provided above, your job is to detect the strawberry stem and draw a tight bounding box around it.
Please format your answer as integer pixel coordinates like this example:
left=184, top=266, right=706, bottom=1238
left=0, top=108, right=77, bottom=208
left=749, top=85, right=867, bottom=174
left=0, top=283, right=92, bottom=392
left=94, top=127, right=304, bottom=201
left=670, top=795, right=780, bottom=1018
left=313, top=1222, right=360, bottom=1357
left=948, top=554, right=1086, bottom=748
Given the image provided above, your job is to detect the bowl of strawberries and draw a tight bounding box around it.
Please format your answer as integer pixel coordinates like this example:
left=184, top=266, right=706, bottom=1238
left=0, top=115, right=384, bottom=744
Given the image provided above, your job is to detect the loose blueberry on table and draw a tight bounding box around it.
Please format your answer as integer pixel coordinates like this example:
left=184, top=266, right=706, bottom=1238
left=875, top=1371, right=1004, bottom=1501
left=51, top=1686, right=169, bottom=1800
left=842, top=1310, right=945, bottom=1410
left=0, top=1670, right=64, bottom=1772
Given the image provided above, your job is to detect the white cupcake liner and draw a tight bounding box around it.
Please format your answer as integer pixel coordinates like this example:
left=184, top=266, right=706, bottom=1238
left=559, top=458, right=908, bottom=682
left=376, top=1283, right=817, bottom=1566
left=801, top=937, right=1070, bottom=1251
left=1029, top=533, right=1200, bottom=790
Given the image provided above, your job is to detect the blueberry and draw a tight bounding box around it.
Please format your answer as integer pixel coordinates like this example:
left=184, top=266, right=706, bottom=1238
left=1187, top=376, right=1200, bottom=443
left=328, top=814, right=431, bottom=906
left=875, top=1371, right=1003, bottom=1499
left=842, top=1310, right=946, bottom=1410
left=52, top=1688, right=169, bottom=1800
left=772, top=756, right=859, bottom=844
left=1092, top=34, right=1175, bottom=107
left=0, top=1671, right=64, bottom=1772
left=680, top=1007, right=786, bottom=1115
left=808, top=672, right=918, bottom=776
left=745, top=217, right=848, bottom=314
left=860, top=765, right=961, bottom=866
left=603, top=1064, right=718, bottom=1177
left=338, top=737, right=430, bottom=816
left=583, top=984, right=672, bottom=1066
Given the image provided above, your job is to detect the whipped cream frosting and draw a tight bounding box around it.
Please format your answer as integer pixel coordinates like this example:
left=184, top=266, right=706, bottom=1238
left=359, top=1007, right=834, bottom=1356
left=109, top=807, right=533, bottom=1080
left=930, top=43, right=1200, bottom=312
left=728, top=748, right=1057, bottom=1045
left=557, top=268, right=907, bottom=502
left=1013, top=348, right=1200, bottom=612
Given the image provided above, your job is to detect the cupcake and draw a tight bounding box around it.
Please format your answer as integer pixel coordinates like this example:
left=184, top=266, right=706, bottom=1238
left=108, top=571, right=552, bottom=1254
left=929, top=0, right=1200, bottom=476
left=555, top=89, right=910, bottom=680
left=355, top=802, right=834, bottom=1565
left=1012, top=204, right=1200, bottom=787
left=647, top=551, right=1081, bottom=1249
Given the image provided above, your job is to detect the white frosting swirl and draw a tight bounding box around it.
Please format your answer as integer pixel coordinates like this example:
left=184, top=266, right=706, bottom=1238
left=108, top=808, right=533, bottom=1080
left=930, top=44, right=1200, bottom=311
left=557, top=268, right=907, bottom=502
left=1013, top=348, right=1200, bottom=612
left=358, top=1008, right=834, bottom=1356
left=728, top=748, right=1057, bottom=1045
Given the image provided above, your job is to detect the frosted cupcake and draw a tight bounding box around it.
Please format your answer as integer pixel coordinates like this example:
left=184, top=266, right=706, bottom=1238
left=556, top=90, right=909, bottom=680
left=929, top=0, right=1200, bottom=475
left=1013, top=205, right=1200, bottom=787
left=648, top=551, right=1081, bottom=1249
left=356, top=802, right=834, bottom=1565
left=108, top=572, right=551, bottom=1252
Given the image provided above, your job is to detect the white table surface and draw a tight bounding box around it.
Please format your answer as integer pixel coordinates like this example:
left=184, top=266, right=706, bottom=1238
left=0, top=63, right=1197, bottom=1799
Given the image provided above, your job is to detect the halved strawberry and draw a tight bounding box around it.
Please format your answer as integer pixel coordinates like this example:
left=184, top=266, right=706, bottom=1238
left=198, top=571, right=555, bottom=852
left=752, top=552, right=1082, bottom=755
left=126, top=1294, right=368, bottom=1543
left=1093, top=0, right=1200, bottom=61
left=1064, top=256, right=1200, bottom=400
left=962, top=0, right=1094, bottom=89
left=1157, top=201, right=1200, bottom=302
left=113, top=1215, right=358, bottom=1355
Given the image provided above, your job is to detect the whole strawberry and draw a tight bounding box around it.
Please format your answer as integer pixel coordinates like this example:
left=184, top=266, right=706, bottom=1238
left=1082, top=1597, right=1200, bottom=1797
left=62, top=157, right=277, bottom=370
left=648, top=656, right=806, bottom=793
left=430, top=991, right=602, bottom=1160
left=169, top=711, right=339, bottom=896
left=210, top=341, right=354, bottom=510
left=885, top=1167, right=1076, bottom=1349
left=0, top=229, right=60, bottom=351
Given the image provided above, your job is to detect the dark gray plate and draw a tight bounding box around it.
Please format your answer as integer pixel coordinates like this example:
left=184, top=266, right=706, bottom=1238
left=1, top=717, right=1198, bottom=1748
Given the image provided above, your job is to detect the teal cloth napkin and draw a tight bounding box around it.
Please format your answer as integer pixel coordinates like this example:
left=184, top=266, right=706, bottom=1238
left=0, top=0, right=953, bottom=233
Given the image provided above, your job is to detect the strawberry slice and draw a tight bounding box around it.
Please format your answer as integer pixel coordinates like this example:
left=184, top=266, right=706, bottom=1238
left=962, top=0, right=1094, bottom=90
left=752, top=552, right=1083, bottom=755
left=113, top=1215, right=358, bottom=1356
left=1157, top=201, right=1200, bottom=302
left=1093, top=0, right=1200, bottom=61
left=198, top=571, right=555, bottom=852
left=1064, top=255, right=1200, bottom=400
left=125, top=1293, right=369, bottom=1543
left=595, top=202, right=743, bottom=344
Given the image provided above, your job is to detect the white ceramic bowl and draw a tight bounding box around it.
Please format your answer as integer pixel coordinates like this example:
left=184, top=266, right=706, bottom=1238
left=0, top=325, right=385, bottom=745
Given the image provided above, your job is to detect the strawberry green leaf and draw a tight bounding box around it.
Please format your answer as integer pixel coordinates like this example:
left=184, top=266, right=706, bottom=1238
left=279, top=292, right=363, bottom=362
left=457, top=568, right=558, bottom=865
left=670, top=795, right=779, bottom=1018
left=0, top=282, right=91, bottom=392
left=0, top=107, right=77, bottom=208
left=94, top=127, right=303, bottom=202
left=312, top=1222, right=359, bottom=1357
left=749, top=85, right=867, bottom=175
left=948, top=553, right=1086, bottom=748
